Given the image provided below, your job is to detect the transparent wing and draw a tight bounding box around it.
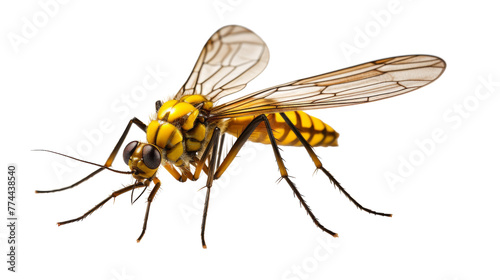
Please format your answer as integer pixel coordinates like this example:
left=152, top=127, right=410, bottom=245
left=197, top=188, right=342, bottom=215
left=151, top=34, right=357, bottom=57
left=209, top=55, right=446, bottom=119
left=174, top=25, right=270, bottom=102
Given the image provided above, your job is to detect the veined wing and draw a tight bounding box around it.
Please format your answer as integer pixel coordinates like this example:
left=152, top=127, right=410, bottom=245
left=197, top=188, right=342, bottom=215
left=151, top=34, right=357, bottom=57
left=174, top=25, right=270, bottom=102
left=209, top=55, right=446, bottom=119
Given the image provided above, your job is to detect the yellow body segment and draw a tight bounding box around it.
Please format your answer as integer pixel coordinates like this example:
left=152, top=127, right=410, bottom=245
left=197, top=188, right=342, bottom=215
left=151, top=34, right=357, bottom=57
left=182, top=110, right=199, bottom=131
left=146, top=120, right=161, bottom=145
left=146, top=95, right=213, bottom=163
left=166, top=143, right=184, bottom=162
left=157, top=100, right=179, bottom=120
left=181, top=95, right=213, bottom=110
left=167, top=102, right=196, bottom=123
left=186, top=139, right=202, bottom=151
left=225, top=111, right=339, bottom=147
left=186, top=123, right=206, bottom=142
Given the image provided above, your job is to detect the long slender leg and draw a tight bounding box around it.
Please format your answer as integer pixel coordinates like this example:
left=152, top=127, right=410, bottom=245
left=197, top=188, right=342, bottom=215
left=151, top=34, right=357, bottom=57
left=137, top=177, right=161, bottom=242
left=260, top=116, right=339, bottom=238
left=214, top=115, right=270, bottom=179
left=214, top=115, right=338, bottom=238
left=200, top=127, right=220, bottom=249
left=163, top=162, right=185, bottom=182
left=216, top=134, right=225, bottom=169
left=279, top=113, right=391, bottom=217
left=190, top=159, right=209, bottom=178
left=37, top=117, right=147, bottom=193
left=57, top=181, right=147, bottom=226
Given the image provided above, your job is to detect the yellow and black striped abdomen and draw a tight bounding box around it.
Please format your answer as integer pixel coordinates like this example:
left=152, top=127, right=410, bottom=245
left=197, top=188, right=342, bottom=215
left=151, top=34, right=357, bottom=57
left=225, top=111, right=339, bottom=147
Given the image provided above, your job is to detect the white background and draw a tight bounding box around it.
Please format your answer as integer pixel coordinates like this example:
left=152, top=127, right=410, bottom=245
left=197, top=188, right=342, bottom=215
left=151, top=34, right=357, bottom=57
left=1, top=0, right=499, bottom=279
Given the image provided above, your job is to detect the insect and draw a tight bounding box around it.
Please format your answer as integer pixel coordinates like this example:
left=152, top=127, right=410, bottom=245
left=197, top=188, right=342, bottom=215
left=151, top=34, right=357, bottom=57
left=37, top=25, right=446, bottom=248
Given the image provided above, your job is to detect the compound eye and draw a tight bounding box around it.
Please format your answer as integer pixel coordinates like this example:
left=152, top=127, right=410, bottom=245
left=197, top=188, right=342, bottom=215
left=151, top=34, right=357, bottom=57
left=142, top=144, right=161, bottom=169
left=123, top=141, right=139, bottom=165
